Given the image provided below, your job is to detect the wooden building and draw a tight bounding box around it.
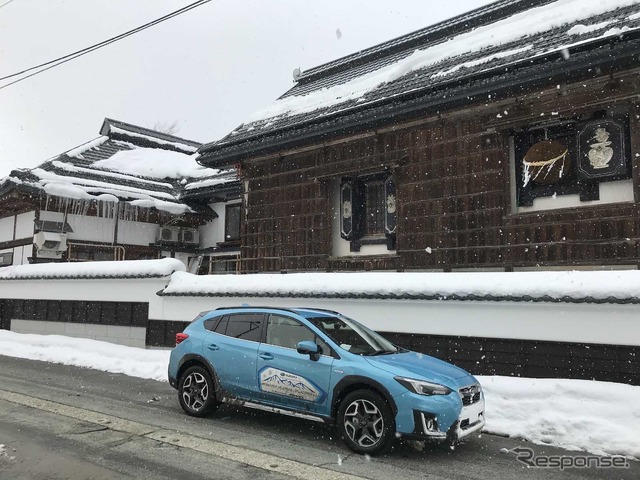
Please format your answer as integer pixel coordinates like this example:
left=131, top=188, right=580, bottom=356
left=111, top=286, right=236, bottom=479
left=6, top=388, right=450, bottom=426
left=0, top=119, right=241, bottom=272
left=198, top=0, right=640, bottom=274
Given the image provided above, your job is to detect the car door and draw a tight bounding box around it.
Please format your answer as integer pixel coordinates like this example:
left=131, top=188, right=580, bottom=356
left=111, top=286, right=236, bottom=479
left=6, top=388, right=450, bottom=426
left=256, top=313, right=334, bottom=415
left=202, top=313, right=263, bottom=399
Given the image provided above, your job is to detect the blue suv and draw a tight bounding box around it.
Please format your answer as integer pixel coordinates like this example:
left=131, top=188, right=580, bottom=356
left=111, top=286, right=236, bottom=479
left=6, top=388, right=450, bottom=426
left=168, top=307, right=485, bottom=455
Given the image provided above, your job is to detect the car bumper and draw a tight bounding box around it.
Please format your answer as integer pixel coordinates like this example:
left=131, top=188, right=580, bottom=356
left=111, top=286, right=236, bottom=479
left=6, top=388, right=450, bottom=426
left=395, top=392, right=485, bottom=442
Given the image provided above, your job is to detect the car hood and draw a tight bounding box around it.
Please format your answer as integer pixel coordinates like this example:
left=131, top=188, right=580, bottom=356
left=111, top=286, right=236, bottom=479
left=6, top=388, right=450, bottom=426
left=364, top=351, right=476, bottom=388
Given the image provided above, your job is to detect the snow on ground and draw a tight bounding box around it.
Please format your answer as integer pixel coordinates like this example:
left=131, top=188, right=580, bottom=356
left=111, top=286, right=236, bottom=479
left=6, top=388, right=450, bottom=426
left=162, top=269, right=640, bottom=301
left=0, top=331, right=169, bottom=381
left=0, top=258, right=185, bottom=280
left=478, top=376, right=640, bottom=459
left=0, top=330, right=637, bottom=459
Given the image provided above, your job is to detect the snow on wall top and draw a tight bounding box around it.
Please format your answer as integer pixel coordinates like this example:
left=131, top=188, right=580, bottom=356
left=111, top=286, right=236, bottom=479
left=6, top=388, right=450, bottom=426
left=0, top=258, right=185, bottom=280
left=206, top=0, right=640, bottom=154
left=160, top=269, right=640, bottom=303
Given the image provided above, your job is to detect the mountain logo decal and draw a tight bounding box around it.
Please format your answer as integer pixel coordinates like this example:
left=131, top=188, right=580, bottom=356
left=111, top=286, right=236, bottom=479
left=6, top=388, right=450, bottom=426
left=259, top=367, right=321, bottom=402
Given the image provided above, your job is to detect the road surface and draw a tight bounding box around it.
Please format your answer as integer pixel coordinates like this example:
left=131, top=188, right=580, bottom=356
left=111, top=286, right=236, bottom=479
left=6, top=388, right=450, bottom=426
left=0, top=355, right=636, bottom=479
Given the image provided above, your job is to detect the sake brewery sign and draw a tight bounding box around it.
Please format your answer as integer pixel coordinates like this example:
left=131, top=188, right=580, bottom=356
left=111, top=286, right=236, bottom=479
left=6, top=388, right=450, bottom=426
left=576, top=118, right=628, bottom=180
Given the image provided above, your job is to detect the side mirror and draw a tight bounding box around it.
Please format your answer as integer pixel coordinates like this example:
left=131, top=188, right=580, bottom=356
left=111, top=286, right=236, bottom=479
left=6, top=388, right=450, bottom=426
left=297, top=340, right=320, bottom=361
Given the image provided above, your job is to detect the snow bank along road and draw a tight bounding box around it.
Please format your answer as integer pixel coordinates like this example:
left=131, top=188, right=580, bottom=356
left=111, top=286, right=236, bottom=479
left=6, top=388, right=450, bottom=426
left=0, top=334, right=638, bottom=479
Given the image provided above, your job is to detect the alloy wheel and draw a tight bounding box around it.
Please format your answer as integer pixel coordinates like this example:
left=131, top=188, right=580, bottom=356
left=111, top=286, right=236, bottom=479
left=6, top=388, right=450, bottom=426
left=343, top=398, right=384, bottom=447
left=181, top=371, right=209, bottom=412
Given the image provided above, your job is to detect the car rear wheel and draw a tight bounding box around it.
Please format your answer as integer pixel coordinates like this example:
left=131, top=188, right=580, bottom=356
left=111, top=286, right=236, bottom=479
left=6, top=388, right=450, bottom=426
left=178, top=365, right=218, bottom=417
left=337, top=389, right=395, bottom=455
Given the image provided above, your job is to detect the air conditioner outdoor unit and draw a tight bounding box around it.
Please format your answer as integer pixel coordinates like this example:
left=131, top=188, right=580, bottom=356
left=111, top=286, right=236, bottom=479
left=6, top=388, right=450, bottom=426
left=158, top=226, right=180, bottom=243
left=33, top=232, right=67, bottom=259
left=180, top=228, right=199, bottom=245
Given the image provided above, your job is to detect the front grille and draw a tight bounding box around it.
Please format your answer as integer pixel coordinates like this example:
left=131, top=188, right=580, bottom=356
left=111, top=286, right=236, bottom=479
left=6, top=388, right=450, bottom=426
left=459, top=384, right=482, bottom=406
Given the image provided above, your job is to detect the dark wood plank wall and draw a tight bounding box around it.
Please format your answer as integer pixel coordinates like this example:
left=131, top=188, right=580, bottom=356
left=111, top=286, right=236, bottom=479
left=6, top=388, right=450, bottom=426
left=242, top=69, right=640, bottom=272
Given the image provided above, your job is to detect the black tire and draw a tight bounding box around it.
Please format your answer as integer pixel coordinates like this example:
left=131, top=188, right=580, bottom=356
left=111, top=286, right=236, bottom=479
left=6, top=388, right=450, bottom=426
left=337, top=389, right=395, bottom=455
left=177, top=365, right=219, bottom=417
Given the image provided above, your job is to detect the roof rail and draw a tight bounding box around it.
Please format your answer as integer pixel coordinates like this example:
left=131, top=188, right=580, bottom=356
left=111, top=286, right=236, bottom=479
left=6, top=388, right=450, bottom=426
left=293, top=307, right=342, bottom=315
left=213, top=305, right=300, bottom=314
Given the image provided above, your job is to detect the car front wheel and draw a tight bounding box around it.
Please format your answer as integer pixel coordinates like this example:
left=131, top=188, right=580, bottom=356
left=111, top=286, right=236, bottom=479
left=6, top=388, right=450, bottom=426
left=337, top=389, right=395, bottom=455
left=178, top=365, right=218, bottom=417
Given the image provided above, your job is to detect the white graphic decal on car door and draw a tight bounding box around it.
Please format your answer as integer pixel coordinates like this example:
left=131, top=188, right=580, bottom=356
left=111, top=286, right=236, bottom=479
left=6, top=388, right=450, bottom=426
left=259, top=367, right=323, bottom=402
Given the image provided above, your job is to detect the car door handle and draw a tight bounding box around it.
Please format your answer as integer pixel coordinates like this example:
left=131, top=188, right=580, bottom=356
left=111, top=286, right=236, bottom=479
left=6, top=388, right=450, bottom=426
left=207, top=344, right=219, bottom=351
left=258, top=353, right=273, bottom=360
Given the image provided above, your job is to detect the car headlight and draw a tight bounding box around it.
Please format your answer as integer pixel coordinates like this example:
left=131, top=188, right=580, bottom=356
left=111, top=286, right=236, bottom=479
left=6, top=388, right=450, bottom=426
left=394, top=376, right=452, bottom=396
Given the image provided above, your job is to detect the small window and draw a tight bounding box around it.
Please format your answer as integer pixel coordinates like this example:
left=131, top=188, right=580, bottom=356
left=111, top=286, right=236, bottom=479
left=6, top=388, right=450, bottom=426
left=202, top=255, right=239, bottom=275
left=0, top=252, right=13, bottom=267
left=224, top=313, right=262, bottom=342
left=225, top=204, right=241, bottom=242
left=340, top=174, right=396, bottom=252
left=265, top=314, right=330, bottom=354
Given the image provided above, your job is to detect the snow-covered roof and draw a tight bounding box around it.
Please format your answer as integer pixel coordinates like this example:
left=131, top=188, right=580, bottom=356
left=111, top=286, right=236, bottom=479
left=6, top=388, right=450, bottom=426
left=0, top=258, right=185, bottom=280
left=199, top=0, right=640, bottom=165
left=159, top=269, right=640, bottom=304
left=0, top=118, right=239, bottom=215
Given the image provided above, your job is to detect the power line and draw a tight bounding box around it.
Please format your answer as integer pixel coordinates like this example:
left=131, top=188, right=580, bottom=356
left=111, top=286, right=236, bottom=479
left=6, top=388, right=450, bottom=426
left=0, top=0, right=17, bottom=10
left=0, top=0, right=210, bottom=90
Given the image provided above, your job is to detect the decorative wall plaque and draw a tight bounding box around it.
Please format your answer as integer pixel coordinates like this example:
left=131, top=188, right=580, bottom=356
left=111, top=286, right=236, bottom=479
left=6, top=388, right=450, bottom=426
left=522, top=139, right=571, bottom=186
left=576, top=119, right=628, bottom=180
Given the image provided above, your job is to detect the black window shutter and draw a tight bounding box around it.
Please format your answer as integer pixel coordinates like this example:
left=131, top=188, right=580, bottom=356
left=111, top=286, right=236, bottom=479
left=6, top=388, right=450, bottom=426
left=384, top=176, right=397, bottom=236
left=340, top=178, right=365, bottom=241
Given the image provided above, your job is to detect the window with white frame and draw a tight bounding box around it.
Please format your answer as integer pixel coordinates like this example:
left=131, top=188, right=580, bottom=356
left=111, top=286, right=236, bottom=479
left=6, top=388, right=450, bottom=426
left=513, top=113, right=632, bottom=209
left=339, top=173, right=396, bottom=252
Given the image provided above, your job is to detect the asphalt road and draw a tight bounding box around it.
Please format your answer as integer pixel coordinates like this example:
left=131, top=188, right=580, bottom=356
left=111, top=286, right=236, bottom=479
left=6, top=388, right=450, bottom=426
left=0, top=355, right=637, bottom=480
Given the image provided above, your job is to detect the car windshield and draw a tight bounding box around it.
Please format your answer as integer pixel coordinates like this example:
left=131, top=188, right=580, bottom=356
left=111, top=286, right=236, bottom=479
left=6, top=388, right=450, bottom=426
left=305, top=315, right=398, bottom=355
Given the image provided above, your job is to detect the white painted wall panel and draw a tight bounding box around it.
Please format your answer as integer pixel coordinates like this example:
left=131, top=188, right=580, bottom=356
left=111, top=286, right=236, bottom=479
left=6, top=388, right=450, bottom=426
left=39, top=211, right=64, bottom=222
left=66, top=214, right=115, bottom=243
left=198, top=220, right=218, bottom=248
left=0, top=217, right=15, bottom=242
left=14, top=211, right=35, bottom=239
left=117, top=220, right=157, bottom=246
left=2, top=275, right=639, bottom=348
left=156, top=295, right=640, bottom=348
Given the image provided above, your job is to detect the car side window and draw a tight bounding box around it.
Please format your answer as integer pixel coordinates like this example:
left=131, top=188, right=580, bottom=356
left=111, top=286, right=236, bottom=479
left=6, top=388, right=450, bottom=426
left=203, top=315, right=224, bottom=332
left=210, top=316, right=228, bottom=333
left=224, top=313, right=262, bottom=342
left=265, top=314, right=330, bottom=355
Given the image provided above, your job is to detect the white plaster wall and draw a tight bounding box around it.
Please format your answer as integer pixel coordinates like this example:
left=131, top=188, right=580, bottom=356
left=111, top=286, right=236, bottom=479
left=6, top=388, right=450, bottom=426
left=17, top=245, right=31, bottom=265
left=0, top=217, right=15, bottom=242
left=199, top=220, right=218, bottom=248
left=0, top=278, right=167, bottom=315
left=66, top=214, right=116, bottom=243
left=156, top=295, right=640, bottom=348
left=39, top=211, right=64, bottom=222
left=11, top=319, right=145, bottom=348
left=518, top=179, right=634, bottom=213
left=117, top=220, right=158, bottom=246
left=14, top=212, right=35, bottom=239
left=2, top=276, right=639, bottom=348
left=201, top=200, right=242, bottom=246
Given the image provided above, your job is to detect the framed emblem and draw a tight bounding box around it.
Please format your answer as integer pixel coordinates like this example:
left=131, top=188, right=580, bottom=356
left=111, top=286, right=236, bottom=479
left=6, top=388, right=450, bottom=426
left=576, top=118, right=628, bottom=180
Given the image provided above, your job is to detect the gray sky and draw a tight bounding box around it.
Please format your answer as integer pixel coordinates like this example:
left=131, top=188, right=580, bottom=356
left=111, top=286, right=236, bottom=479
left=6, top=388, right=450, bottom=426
left=0, top=0, right=492, bottom=177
